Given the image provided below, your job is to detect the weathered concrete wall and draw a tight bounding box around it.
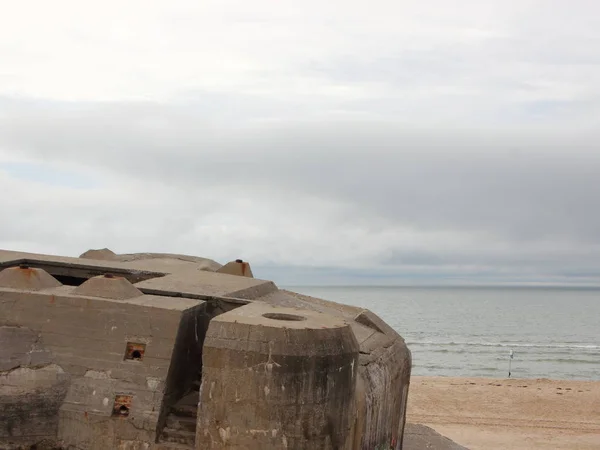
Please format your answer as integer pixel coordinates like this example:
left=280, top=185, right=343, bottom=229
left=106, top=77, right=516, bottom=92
left=0, top=269, right=207, bottom=450
left=157, top=304, right=211, bottom=436
left=0, top=326, right=70, bottom=449
left=357, top=337, right=411, bottom=449
left=197, top=302, right=360, bottom=449
left=57, top=374, right=161, bottom=450
left=49, top=292, right=201, bottom=450
left=0, top=324, right=53, bottom=372
left=253, top=291, right=413, bottom=450
left=352, top=310, right=412, bottom=450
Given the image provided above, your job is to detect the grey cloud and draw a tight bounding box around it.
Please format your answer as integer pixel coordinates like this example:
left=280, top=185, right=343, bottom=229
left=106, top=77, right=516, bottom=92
left=1, top=96, right=600, bottom=253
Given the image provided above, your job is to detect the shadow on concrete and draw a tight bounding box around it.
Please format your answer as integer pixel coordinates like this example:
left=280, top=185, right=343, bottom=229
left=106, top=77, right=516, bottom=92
left=404, top=423, right=469, bottom=450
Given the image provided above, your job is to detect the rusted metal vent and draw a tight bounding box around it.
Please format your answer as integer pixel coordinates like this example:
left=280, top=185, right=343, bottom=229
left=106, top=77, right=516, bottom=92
left=124, top=342, right=146, bottom=361
left=112, top=395, right=133, bottom=417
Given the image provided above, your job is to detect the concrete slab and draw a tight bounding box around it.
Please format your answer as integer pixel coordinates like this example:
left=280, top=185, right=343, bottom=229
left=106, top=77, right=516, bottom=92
left=0, top=249, right=277, bottom=301
left=0, top=249, right=143, bottom=272
left=211, top=300, right=350, bottom=330
left=135, top=270, right=277, bottom=299
left=258, top=288, right=364, bottom=320
left=114, top=252, right=222, bottom=272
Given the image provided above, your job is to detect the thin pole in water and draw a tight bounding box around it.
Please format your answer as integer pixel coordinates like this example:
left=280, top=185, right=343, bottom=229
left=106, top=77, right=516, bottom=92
left=508, top=349, right=514, bottom=378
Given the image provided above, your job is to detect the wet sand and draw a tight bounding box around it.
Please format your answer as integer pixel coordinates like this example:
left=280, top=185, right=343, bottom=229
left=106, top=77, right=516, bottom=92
left=406, top=376, right=600, bottom=450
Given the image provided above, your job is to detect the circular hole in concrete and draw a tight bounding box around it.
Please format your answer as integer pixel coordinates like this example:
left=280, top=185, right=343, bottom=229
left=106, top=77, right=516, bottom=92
left=262, top=313, right=306, bottom=322
left=131, top=350, right=142, bottom=360
left=118, top=405, right=129, bottom=415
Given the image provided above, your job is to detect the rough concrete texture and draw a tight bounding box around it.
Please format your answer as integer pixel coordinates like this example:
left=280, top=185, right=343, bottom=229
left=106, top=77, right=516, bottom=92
left=115, top=252, right=222, bottom=272
left=0, top=325, right=53, bottom=371
left=1, top=364, right=71, bottom=449
left=251, top=289, right=413, bottom=449
left=73, top=274, right=143, bottom=300
left=80, top=248, right=222, bottom=273
left=0, top=249, right=423, bottom=450
left=0, top=325, right=69, bottom=449
left=80, top=248, right=118, bottom=261
left=0, top=264, right=206, bottom=449
left=403, top=424, right=469, bottom=450
left=197, top=302, right=359, bottom=449
left=0, top=266, right=62, bottom=291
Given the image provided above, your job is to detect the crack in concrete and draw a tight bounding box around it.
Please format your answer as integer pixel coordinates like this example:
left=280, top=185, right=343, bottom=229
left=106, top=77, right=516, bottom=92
left=0, top=362, right=56, bottom=375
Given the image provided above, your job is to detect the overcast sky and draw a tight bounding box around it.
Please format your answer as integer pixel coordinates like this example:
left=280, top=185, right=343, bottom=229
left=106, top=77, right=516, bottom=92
left=1, top=1, right=599, bottom=286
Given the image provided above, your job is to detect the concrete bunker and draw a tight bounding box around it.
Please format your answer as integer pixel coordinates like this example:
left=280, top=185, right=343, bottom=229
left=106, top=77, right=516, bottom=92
left=0, top=249, right=412, bottom=450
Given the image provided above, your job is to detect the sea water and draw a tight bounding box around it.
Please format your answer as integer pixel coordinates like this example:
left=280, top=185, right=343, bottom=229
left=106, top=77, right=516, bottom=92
left=285, top=286, right=600, bottom=380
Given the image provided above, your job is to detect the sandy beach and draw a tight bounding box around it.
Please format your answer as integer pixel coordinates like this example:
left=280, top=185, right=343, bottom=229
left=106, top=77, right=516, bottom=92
left=406, top=376, right=600, bottom=450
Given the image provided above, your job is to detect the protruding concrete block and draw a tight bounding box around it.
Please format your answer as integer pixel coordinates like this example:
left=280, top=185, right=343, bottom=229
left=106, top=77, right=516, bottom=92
left=197, top=302, right=359, bottom=449
left=73, top=274, right=143, bottom=300
left=79, top=248, right=117, bottom=260
left=355, top=309, right=396, bottom=335
left=0, top=266, right=61, bottom=291
left=216, top=259, right=254, bottom=278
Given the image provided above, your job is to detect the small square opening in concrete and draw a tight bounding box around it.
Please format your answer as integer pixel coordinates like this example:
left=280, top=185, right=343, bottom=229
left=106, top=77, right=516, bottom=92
left=112, top=394, right=132, bottom=417
left=124, top=342, right=146, bottom=361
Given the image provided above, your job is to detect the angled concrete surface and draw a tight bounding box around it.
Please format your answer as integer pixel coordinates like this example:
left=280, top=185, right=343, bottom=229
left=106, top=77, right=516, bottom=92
left=404, top=424, right=469, bottom=450
left=73, top=274, right=143, bottom=300
left=0, top=266, right=62, bottom=291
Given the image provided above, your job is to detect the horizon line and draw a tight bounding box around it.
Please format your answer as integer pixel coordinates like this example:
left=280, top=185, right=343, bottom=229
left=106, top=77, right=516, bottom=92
left=280, top=283, right=600, bottom=289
